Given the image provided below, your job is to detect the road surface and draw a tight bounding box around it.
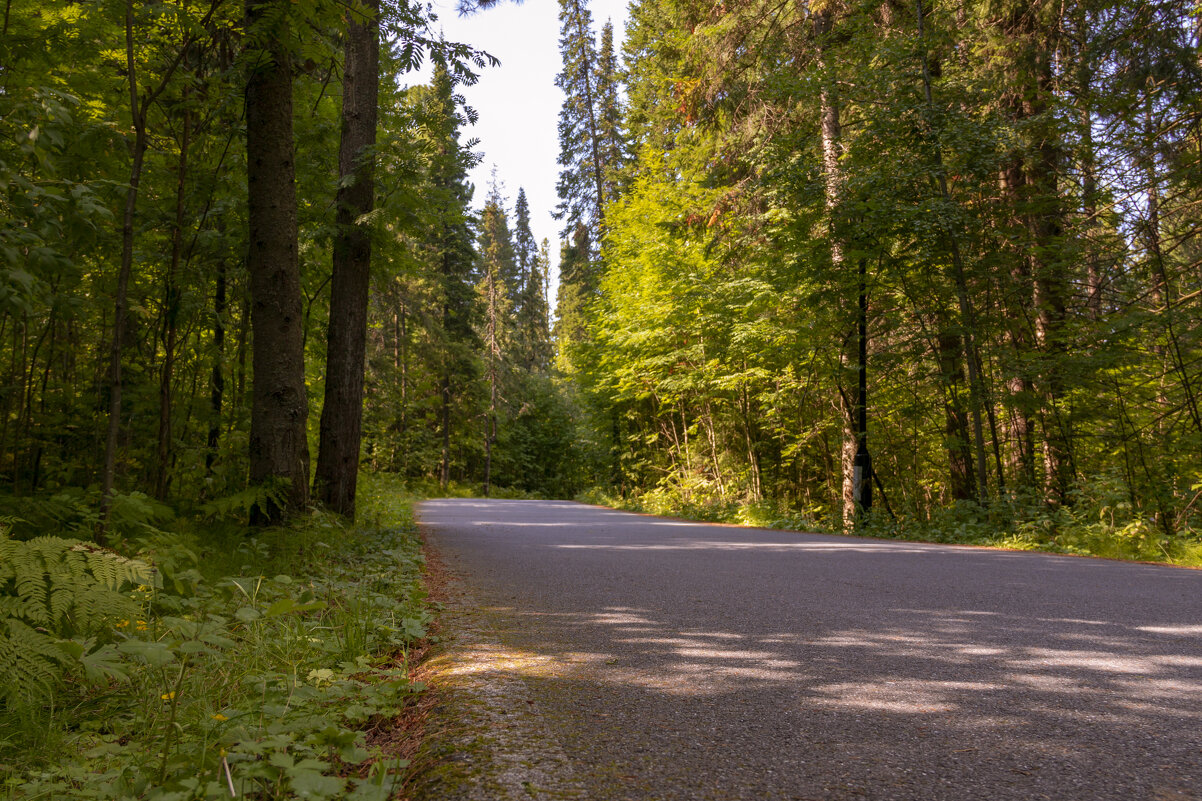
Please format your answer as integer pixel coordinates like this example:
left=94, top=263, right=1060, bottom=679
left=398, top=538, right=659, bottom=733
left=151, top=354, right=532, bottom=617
left=418, top=498, right=1202, bottom=801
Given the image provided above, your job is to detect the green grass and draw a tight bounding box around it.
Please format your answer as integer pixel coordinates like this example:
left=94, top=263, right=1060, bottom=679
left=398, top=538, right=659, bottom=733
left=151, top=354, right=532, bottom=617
left=1, top=473, right=432, bottom=800
left=585, top=483, right=1202, bottom=568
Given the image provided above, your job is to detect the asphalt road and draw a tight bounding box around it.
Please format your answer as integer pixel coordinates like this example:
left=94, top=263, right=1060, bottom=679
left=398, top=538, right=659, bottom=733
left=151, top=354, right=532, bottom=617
left=418, top=499, right=1202, bottom=801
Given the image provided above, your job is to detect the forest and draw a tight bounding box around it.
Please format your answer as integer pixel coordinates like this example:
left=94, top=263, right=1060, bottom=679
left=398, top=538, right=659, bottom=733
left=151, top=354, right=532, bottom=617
left=559, top=0, right=1202, bottom=559
left=0, top=0, right=1200, bottom=796
left=1, top=0, right=1199, bottom=551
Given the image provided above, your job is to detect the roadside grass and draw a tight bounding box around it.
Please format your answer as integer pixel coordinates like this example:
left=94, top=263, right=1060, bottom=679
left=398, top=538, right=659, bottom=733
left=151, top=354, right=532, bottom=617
left=583, top=481, right=1202, bottom=568
left=0, top=473, right=432, bottom=800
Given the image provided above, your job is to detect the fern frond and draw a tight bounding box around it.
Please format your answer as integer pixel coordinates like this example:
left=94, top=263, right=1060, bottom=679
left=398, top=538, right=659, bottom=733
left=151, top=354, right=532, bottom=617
left=200, top=481, right=289, bottom=521
left=0, top=619, right=66, bottom=705
left=0, top=533, right=154, bottom=635
left=72, top=542, right=157, bottom=590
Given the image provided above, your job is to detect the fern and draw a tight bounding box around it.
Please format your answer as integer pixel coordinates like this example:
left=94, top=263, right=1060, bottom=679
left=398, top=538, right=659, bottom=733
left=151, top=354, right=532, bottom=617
left=199, top=480, right=289, bottom=521
left=0, top=530, right=156, bottom=706
left=0, top=619, right=65, bottom=705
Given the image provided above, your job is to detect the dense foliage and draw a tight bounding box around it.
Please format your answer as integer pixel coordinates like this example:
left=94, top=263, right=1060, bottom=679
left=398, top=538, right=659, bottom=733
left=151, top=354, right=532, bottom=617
left=562, top=0, right=1202, bottom=556
left=1, top=477, right=431, bottom=799
left=0, top=0, right=572, bottom=507
left=0, top=0, right=576, bottom=795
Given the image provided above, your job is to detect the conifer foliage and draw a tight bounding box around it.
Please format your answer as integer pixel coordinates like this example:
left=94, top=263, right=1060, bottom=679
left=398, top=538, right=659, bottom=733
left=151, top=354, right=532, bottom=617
left=569, top=0, right=1202, bottom=546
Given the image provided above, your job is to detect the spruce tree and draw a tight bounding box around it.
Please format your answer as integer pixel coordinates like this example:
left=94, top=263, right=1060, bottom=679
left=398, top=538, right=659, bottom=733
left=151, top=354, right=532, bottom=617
left=554, top=223, right=592, bottom=369
left=476, top=179, right=516, bottom=495
left=555, top=0, right=604, bottom=247
left=424, top=62, right=480, bottom=490
left=597, top=19, right=625, bottom=204
left=513, top=188, right=538, bottom=313
left=512, top=189, right=552, bottom=372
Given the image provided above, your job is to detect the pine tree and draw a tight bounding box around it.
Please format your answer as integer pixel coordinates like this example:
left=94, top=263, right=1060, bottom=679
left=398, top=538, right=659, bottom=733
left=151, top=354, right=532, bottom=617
left=512, top=188, right=538, bottom=313
left=476, top=179, right=516, bottom=495
left=597, top=19, right=625, bottom=203
left=555, top=0, right=605, bottom=247
left=512, top=189, right=552, bottom=372
left=554, top=223, right=592, bottom=370
left=423, top=62, right=480, bottom=490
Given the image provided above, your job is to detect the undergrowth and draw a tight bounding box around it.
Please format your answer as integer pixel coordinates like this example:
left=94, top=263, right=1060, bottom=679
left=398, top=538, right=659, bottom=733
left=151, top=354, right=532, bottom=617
left=0, top=472, right=431, bottom=800
left=585, top=474, right=1202, bottom=568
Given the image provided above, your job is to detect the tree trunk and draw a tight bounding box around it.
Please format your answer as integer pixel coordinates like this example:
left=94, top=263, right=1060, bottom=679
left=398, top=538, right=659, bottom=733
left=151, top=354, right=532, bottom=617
left=246, top=0, right=309, bottom=521
left=315, top=0, right=379, bottom=518
left=205, top=258, right=226, bottom=477
left=813, top=8, right=859, bottom=530
left=916, top=0, right=988, bottom=502
left=1000, top=159, right=1037, bottom=490
left=938, top=330, right=975, bottom=501
left=440, top=373, right=451, bottom=491
left=155, top=102, right=190, bottom=501
left=483, top=260, right=499, bottom=497
left=1027, top=55, right=1073, bottom=503
left=100, top=0, right=149, bottom=531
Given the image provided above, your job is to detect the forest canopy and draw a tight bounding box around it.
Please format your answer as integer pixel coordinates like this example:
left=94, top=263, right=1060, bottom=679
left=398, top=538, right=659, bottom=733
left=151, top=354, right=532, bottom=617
left=0, top=0, right=1199, bottom=556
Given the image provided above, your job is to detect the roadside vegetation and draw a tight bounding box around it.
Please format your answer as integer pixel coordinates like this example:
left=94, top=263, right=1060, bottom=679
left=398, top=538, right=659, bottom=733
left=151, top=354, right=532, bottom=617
left=0, top=474, right=430, bottom=801
left=585, top=475, right=1202, bottom=568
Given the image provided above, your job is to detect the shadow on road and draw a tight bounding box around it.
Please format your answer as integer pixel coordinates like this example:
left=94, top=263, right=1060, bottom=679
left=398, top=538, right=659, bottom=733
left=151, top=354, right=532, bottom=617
left=422, top=498, right=1202, bottom=801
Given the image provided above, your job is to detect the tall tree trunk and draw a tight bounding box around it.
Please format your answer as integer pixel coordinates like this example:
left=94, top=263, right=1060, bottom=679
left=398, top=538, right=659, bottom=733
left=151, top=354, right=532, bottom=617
left=916, top=0, right=989, bottom=502
left=1000, top=160, right=1037, bottom=490
left=938, top=330, right=975, bottom=501
left=440, top=373, right=451, bottom=490
left=812, top=8, right=859, bottom=530
left=155, top=102, right=190, bottom=501
left=205, top=258, right=226, bottom=477
left=483, top=261, right=499, bottom=497
left=852, top=257, right=872, bottom=517
left=246, top=0, right=308, bottom=521
left=315, top=0, right=379, bottom=518
left=1078, top=50, right=1102, bottom=319
left=1028, top=51, right=1073, bottom=503
left=100, top=0, right=150, bottom=531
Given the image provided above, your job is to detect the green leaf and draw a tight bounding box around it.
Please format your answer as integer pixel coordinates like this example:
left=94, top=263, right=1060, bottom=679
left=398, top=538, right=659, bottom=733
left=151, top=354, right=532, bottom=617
left=234, top=606, right=261, bottom=622
left=288, top=769, right=345, bottom=799
left=117, top=639, right=176, bottom=667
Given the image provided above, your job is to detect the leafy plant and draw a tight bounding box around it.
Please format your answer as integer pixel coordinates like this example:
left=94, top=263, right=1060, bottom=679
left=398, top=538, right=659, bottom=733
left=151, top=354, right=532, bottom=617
left=0, top=527, right=155, bottom=706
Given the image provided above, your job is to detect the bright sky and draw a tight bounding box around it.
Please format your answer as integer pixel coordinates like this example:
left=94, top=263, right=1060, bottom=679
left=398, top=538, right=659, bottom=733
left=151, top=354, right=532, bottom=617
left=407, top=0, right=631, bottom=291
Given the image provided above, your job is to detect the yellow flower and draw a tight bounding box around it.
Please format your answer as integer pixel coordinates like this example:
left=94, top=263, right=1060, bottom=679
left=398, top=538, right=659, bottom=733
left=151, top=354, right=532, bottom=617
left=135, top=620, right=148, bottom=631
left=161, top=692, right=176, bottom=701
left=115, top=620, right=129, bottom=629
left=211, top=713, right=228, bottom=721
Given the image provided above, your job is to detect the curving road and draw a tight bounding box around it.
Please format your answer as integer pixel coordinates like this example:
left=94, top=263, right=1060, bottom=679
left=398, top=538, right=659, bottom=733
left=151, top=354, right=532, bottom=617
left=418, top=498, right=1202, bottom=801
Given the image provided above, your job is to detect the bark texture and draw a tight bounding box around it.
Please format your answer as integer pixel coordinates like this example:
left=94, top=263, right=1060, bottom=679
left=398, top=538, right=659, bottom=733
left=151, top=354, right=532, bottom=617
left=315, top=0, right=379, bottom=518
left=246, top=0, right=308, bottom=520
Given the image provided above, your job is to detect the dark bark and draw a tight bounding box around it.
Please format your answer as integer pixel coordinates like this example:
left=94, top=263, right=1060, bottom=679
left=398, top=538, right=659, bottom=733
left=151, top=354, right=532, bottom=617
left=1028, top=51, right=1073, bottom=502
left=100, top=0, right=150, bottom=532
left=1000, top=159, right=1037, bottom=489
left=205, top=259, right=226, bottom=476
left=155, top=102, right=190, bottom=501
left=852, top=257, right=872, bottom=517
left=916, top=0, right=989, bottom=502
left=246, top=0, right=308, bottom=521
left=440, top=374, right=451, bottom=490
left=315, top=0, right=380, bottom=518
left=938, top=331, right=975, bottom=501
